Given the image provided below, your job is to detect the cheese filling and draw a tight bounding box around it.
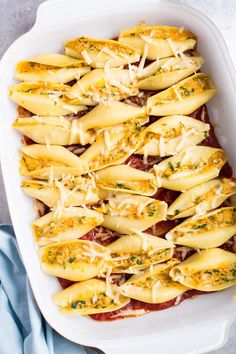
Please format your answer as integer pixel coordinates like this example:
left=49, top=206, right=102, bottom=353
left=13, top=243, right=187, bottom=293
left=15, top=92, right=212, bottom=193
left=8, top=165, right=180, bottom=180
left=22, top=154, right=67, bottom=171
left=147, top=57, right=197, bottom=75
left=25, top=89, right=65, bottom=96
left=142, top=122, right=208, bottom=152
left=41, top=243, right=107, bottom=267
left=77, top=78, right=137, bottom=103
left=97, top=179, right=156, bottom=193
left=172, top=207, right=236, bottom=239
left=17, top=61, right=88, bottom=72
left=68, top=289, right=124, bottom=310
left=111, top=249, right=171, bottom=270
left=34, top=215, right=99, bottom=240
left=131, top=268, right=176, bottom=291
left=98, top=199, right=161, bottom=218
left=172, top=178, right=236, bottom=216
left=22, top=175, right=96, bottom=192
left=160, top=150, right=225, bottom=179
left=123, top=27, right=195, bottom=41
left=88, top=122, right=142, bottom=169
left=67, top=37, right=136, bottom=57
left=155, top=76, right=212, bottom=104
left=181, top=265, right=236, bottom=288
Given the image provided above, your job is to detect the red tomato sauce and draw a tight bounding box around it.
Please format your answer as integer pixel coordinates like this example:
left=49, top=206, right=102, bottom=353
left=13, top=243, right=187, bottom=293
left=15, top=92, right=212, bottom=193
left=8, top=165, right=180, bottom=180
left=81, top=227, right=119, bottom=246
left=90, top=290, right=205, bottom=321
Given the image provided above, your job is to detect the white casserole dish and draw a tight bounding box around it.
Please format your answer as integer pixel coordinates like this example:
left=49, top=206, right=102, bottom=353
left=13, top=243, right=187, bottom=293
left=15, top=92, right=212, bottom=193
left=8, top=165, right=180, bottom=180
left=1, top=0, right=236, bottom=353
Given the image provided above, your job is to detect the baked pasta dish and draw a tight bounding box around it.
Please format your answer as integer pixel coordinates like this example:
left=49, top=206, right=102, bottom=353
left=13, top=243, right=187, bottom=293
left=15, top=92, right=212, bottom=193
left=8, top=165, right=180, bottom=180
left=10, top=23, right=236, bottom=321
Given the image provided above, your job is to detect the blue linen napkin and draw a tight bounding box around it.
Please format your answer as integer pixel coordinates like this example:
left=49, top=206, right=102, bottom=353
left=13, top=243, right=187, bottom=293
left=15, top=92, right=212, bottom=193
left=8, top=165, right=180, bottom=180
left=0, top=224, right=98, bottom=354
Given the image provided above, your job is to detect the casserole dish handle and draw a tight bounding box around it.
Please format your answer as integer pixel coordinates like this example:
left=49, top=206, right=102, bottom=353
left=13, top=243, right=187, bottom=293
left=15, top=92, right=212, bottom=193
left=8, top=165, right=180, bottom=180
left=34, top=0, right=155, bottom=29
left=99, top=320, right=231, bottom=354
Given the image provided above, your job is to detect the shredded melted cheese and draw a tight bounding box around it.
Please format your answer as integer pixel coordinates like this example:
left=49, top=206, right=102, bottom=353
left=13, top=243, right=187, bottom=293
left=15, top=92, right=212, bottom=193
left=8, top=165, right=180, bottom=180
left=130, top=229, right=148, bottom=251
left=109, top=80, right=133, bottom=95
left=151, top=280, right=162, bottom=302
left=137, top=44, right=149, bottom=77
left=81, top=50, right=93, bottom=64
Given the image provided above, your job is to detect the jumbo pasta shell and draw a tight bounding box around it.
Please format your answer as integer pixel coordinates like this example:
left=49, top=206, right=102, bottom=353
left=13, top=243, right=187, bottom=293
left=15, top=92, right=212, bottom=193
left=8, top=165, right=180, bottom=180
left=137, top=56, right=204, bottom=90
left=167, top=178, right=236, bottom=219
left=79, top=120, right=146, bottom=172
left=120, top=260, right=188, bottom=303
left=9, top=82, right=86, bottom=116
left=99, top=194, right=167, bottom=234
left=107, top=233, right=173, bottom=273
left=53, top=279, right=130, bottom=315
left=153, top=146, right=227, bottom=191
left=13, top=116, right=92, bottom=145
left=166, top=207, right=236, bottom=248
left=137, top=115, right=210, bottom=157
left=95, top=164, right=157, bottom=196
left=77, top=101, right=147, bottom=131
left=65, top=36, right=140, bottom=68
left=40, top=240, right=110, bottom=281
left=32, top=207, right=103, bottom=245
left=21, top=176, right=99, bottom=207
left=66, top=68, right=138, bottom=105
left=118, top=25, right=196, bottom=60
left=20, top=144, right=86, bottom=178
left=170, top=248, right=236, bottom=291
left=15, top=54, right=90, bottom=83
left=147, top=73, right=216, bottom=116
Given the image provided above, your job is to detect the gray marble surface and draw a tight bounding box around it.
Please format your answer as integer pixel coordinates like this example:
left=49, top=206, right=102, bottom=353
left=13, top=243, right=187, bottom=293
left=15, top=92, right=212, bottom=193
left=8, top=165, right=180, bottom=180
left=0, top=0, right=235, bottom=353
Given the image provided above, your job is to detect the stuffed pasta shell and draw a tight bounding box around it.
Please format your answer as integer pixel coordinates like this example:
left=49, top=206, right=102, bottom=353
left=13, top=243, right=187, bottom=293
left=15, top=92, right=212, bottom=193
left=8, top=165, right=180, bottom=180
left=40, top=240, right=110, bottom=281
left=53, top=279, right=130, bottom=315
left=97, top=194, right=167, bottom=234
left=15, top=54, right=90, bottom=83
left=168, top=178, right=236, bottom=219
left=9, top=82, right=86, bottom=116
left=20, top=144, right=85, bottom=179
left=21, top=175, right=99, bottom=207
left=33, top=207, right=103, bottom=245
left=170, top=248, right=236, bottom=291
left=12, top=115, right=92, bottom=146
left=120, top=260, right=188, bottom=303
left=137, top=115, right=210, bottom=157
left=107, top=233, right=173, bottom=273
left=137, top=56, right=204, bottom=90
left=75, top=101, right=147, bottom=131
left=119, top=25, right=196, bottom=59
left=147, top=73, right=216, bottom=116
left=166, top=206, right=236, bottom=249
left=13, top=101, right=147, bottom=146
left=95, top=164, right=157, bottom=196
left=65, top=36, right=140, bottom=68
left=79, top=119, right=146, bottom=172
left=153, top=146, right=227, bottom=191
left=65, top=68, right=138, bottom=105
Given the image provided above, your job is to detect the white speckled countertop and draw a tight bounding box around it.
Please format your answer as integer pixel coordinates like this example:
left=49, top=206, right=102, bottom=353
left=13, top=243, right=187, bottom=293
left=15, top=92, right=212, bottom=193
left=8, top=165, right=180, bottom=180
left=0, top=0, right=235, bottom=353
